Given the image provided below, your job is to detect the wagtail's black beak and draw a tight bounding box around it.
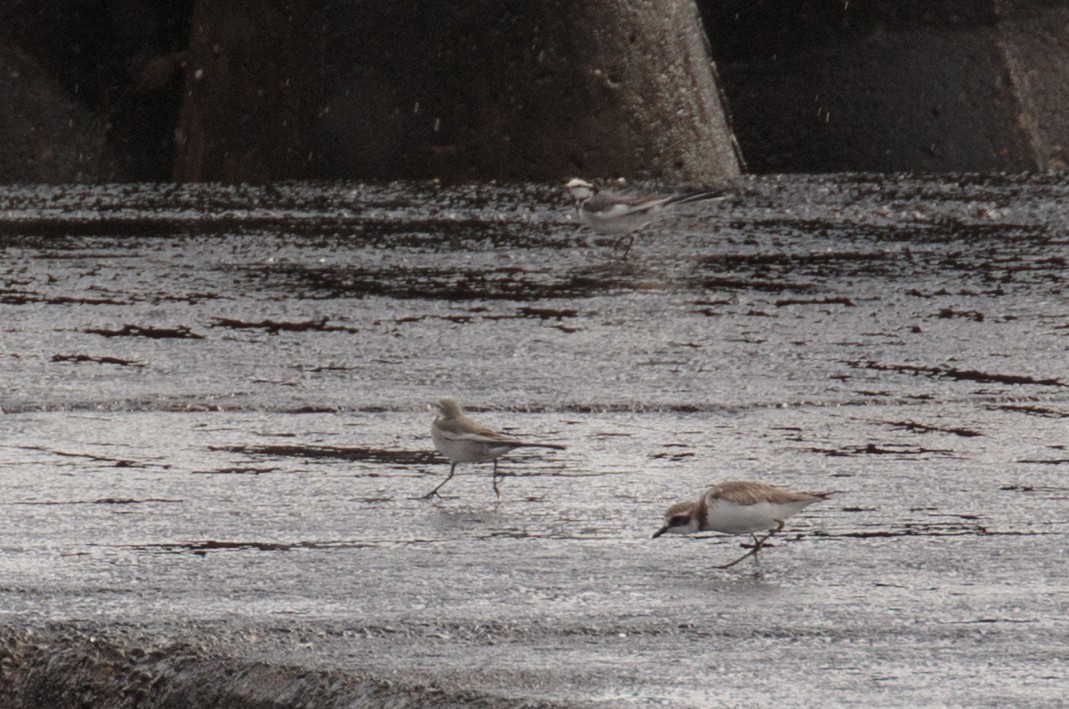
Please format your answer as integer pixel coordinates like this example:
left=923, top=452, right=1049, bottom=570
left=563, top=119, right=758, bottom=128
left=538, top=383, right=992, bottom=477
left=652, top=526, right=669, bottom=539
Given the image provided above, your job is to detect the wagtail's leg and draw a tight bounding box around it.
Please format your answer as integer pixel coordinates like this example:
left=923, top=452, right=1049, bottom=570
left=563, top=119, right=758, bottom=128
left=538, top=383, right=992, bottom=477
left=424, top=462, right=457, bottom=499
left=491, top=459, right=502, bottom=498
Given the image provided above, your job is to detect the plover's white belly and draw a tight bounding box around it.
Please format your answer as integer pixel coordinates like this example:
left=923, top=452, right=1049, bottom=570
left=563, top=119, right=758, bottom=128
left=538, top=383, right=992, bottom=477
left=705, top=499, right=811, bottom=535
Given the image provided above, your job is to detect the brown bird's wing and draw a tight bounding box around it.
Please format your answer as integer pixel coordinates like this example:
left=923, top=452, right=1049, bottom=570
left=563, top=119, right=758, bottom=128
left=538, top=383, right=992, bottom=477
left=707, top=480, right=821, bottom=506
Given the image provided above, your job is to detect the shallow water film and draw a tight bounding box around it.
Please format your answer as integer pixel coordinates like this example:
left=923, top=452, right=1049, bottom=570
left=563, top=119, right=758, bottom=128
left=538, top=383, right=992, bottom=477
left=1, top=175, right=1067, bottom=707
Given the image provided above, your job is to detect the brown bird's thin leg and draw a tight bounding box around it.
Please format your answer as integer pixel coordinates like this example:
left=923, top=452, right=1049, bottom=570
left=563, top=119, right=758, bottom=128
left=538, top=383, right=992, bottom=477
left=424, top=462, right=457, bottom=499
left=716, top=520, right=786, bottom=569
left=717, top=535, right=765, bottom=569
left=614, top=234, right=636, bottom=261
left=491, top=460, right=502, bottom=498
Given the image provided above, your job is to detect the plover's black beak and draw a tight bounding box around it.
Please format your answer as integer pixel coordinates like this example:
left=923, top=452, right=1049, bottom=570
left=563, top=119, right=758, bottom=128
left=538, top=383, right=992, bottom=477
left=652, top=526, right=669, bottom=539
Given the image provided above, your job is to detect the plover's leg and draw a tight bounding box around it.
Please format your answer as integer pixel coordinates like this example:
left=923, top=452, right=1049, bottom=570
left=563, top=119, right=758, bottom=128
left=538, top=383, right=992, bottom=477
left=616, top=234, right=636, bottom=260
left=424, top=462, right=457, bottom=499
left=718, top=523, right=785, bottom=569
left=753, top=521, right=784, bottom=553
left=718, top=535, right=766, bottom=569
left=752, top=532, right=768, bottom=548
left=717, top=543, right=760, bottom=569
left=751, top=533, right=765, bottom=566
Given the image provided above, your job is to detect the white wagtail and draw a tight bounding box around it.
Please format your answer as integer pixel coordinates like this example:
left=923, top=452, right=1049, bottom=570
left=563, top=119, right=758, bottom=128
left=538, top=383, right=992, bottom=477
left=653, top=480, right=833, bottom=569
left=564, top=178, right=728, bottom=257
left=426, top=398, right=565, bottom=499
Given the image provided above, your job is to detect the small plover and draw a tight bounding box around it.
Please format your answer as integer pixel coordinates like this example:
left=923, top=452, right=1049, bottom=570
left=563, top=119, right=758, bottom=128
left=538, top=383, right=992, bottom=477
left=427, top=398, right=565, bottom=499
left=564, top=178, right=728, bottom=257
left=653, top=480, right=832, bottom=568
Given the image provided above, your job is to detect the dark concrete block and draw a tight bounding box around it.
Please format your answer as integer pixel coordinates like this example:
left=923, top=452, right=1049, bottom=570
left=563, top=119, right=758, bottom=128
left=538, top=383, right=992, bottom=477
left=0, top=0, right=192, bottom=182
left=703, top=0, right=1041, bottom=172
left=997, top=0, right=1069, bottom=171
left=174, top=0, right=740, bottom=182
left=0, top=44, right=121, bottom=182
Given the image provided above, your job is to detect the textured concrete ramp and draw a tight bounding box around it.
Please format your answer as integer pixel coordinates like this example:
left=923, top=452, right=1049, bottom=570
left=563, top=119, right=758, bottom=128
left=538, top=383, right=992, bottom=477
left=1, top=175, right=1067, bottom=706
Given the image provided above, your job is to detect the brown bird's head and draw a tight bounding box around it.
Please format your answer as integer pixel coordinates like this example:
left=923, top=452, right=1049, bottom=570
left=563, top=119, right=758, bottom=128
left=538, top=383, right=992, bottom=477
left=652, top=500, right=701, bottom=538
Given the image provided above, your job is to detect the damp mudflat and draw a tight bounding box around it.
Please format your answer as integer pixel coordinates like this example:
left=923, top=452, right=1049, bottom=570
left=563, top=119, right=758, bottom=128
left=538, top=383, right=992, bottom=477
left=0, top=175, right=1067, bottom=707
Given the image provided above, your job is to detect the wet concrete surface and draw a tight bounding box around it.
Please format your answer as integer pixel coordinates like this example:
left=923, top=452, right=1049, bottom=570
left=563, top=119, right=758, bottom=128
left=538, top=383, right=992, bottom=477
left=1, top=175, right=1067, bottom=706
